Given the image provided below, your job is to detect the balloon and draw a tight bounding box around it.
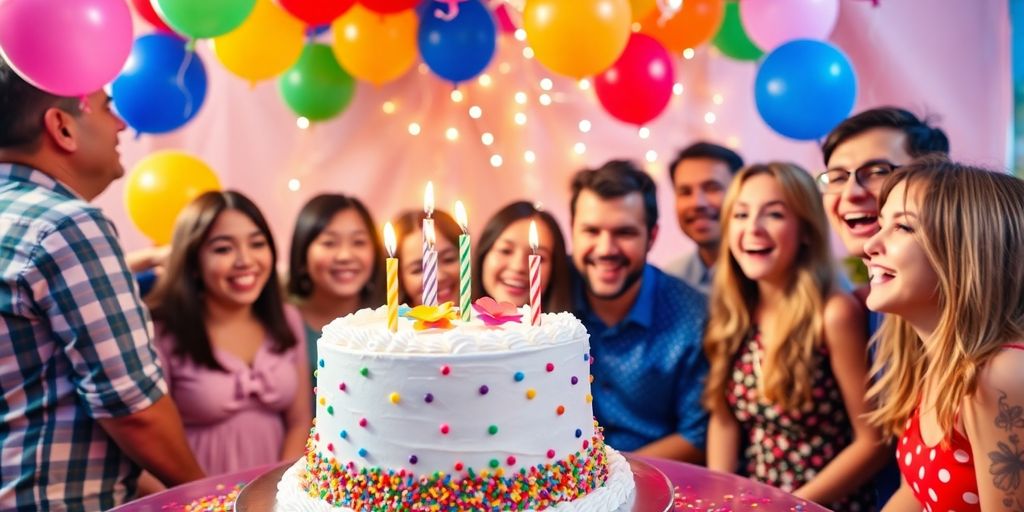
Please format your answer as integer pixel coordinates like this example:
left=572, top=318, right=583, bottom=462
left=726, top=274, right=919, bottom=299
left=418, top=0, right=496, bottom=83
left=639, top=0, right=725, bottom=54
left=277, top=0, right=355, bottom=26
left=125, top=151, right=221, bottom=245
left=495, top=3, right=517, bottom=34
left=331, top=5, right=418, bottom=85
left=279, top=43, right=356, bottom=121
left=359, top=0, right=420, bottom=14
left=594, top=33, right=674, bottom=125
left=740, top=0, right=838, bottom=51
left=754, top=39, right=856, bottom=140
left=630, top=0, right=656, bottom=21
left=153, top=0, right=257, bottom=39
left=112, top=34, right=207, bottom=134
left=523, top=0, right=631, bottom=78
left=712, top=0, right=763, bottom=61
left=0, top=0, right=133, bottom=97
left=213, top=0, right=305, bottom=83
left=131, top=0, right=174, bottom=32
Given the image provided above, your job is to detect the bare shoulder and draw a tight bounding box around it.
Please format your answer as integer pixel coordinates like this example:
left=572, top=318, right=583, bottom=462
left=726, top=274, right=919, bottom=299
left=977, top=345, right=1024, bottom=403
left=823, top=292, right=867, bottom=332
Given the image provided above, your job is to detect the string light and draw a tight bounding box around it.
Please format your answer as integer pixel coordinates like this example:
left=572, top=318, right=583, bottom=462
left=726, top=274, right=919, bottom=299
left=638, top=127, right=650, bottom=139
left=631, top=22, right=641, bottom=32
left=522, top=47, right=534, bottom=59
left=704, top=112, right=717, bottom=124
left=573, top=142, right=586, bottom=155
left=481, top=132, right=495, bottom=146
left=418, top=63, right=428, bottom=74
left=645, top=150, right=658, bottom=163
left=490, top=154, right=503, bottom=167
left=296, top=117, right=310, bottom=130
left=381, top=101, right=396, bottom=114
left=514, top=112, right=527, bottom=125
left=578, top=120, right=592, bottom=133
left=539, top=78, right=553, bottom=91
left=538, top=94, right=552, bottom=106
left=446, top=127, right=459, bottom=141
left=478, top=74, right=493, bottom=87
left=673, top=83, right=684, bottom=96
left=683, top=48, right=695, bottom=60
left=288, top=178, right=301, bottom=191
left=469, top=105, right=483, bottom=119
left=726, top=136, right=741, bottom=148
left=450, top=89, right=464, bottom=103
left=498, top=62, right=512, bottom=74
left=712, top=93, right=724, bottom=105
left=514, top=29, right=527, bottom=41
left=514, top=91, right=528, bottom=105
left=578, top=79, right=591, bottom=91
left=524, top=150, right=536, bottom=163
left=408, top=122, right=421, bottom=135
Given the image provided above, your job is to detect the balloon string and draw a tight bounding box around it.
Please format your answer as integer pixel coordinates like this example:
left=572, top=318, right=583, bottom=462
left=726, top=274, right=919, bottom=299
left=656, top=0, right=682, bottom=25
left=176, top=42, right=196, bottom=119
left=435, top=0, right=467, bottom=21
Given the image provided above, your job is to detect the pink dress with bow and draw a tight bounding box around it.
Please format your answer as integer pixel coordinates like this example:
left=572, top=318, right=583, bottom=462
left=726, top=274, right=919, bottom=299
left=153, top=306, right=306, bottom=476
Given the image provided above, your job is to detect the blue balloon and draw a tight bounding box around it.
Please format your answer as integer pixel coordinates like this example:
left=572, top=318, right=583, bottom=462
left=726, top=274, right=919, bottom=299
left=418, top=0, right=496, bottom=84
left=112, top=33, right=207, bottom=134
left=754, top=39, right=857, bottom=141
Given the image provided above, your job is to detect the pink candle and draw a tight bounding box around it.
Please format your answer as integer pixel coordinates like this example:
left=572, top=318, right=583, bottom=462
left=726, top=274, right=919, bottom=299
left=422, top=182, right=438, bottom=306
left=528, top=220, right=541, bottom=326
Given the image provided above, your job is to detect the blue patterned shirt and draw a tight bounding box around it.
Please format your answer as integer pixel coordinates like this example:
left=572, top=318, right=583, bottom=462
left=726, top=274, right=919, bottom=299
left=0, top=164, right=166, bottom=511
left=573, top=264, right=709, bottom=452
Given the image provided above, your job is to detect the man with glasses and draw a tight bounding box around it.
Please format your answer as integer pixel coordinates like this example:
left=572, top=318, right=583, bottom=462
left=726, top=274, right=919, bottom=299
left=817, top=107, right=949, bottom=508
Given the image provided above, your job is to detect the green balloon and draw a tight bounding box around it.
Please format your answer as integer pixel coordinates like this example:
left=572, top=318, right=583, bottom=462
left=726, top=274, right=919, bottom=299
left=279, top=43, right=356, bottom=122
left=712, top=1, right=763, bottom=62
left=154, top=0, right=257, bottom=39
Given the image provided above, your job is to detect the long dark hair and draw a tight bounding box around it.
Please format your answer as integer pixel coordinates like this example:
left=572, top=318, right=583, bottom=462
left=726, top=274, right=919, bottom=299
left=472, top=201, right=572, bottom=313
left=390, top=209, right=461, bottom=305
left=148, top=190, right=297, bottom=370
left=287, top=193, right=385, bottom=307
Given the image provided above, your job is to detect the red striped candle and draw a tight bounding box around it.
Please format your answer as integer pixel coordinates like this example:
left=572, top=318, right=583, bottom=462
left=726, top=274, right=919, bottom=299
left=528, top=220, right=541, bottom=326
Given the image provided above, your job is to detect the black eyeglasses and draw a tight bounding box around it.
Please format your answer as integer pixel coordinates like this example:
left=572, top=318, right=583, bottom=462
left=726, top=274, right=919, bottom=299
left=816, top=161, right=898, bottom=194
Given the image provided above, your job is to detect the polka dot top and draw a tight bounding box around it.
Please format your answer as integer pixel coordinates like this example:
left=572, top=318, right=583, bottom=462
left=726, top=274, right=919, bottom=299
left=897, top=411, right=979, bottom=512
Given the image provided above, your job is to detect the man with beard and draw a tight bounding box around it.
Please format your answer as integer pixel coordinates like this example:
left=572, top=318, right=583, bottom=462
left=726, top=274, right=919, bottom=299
left=664, top=142, right=744, bottom=294
left=569, top=160, right=708, bottom=463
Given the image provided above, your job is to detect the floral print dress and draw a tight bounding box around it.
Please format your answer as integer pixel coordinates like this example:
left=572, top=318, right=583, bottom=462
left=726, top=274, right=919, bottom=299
left=726, top=330, right=876, bottom=512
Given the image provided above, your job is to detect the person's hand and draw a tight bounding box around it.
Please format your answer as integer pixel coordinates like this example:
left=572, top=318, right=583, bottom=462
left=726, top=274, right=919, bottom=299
left=125, top=245, right=171, bottom=274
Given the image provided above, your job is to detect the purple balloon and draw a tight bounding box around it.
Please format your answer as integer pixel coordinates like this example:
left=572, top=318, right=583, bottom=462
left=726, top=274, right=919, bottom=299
left=740, top=0, right=838, bottom=52
left=0, top=0, right=134, bottom=96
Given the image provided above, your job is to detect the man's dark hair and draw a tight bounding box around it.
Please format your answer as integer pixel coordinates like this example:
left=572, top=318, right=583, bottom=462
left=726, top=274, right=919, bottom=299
left=0, top=57, right=79, bottom=151
left=667, top=142, right=744, bottom=183
left=821, top=107, right=950, bottom=165
left=570, top=159, right=658, bottom=232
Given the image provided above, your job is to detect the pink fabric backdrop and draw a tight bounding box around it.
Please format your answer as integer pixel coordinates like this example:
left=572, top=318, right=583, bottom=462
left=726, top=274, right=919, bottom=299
left=98, top=0, right=1011, bottom=269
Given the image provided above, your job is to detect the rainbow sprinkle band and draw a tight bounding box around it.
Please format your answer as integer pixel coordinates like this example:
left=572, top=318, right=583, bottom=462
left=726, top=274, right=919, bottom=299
left=300, top=428, right=610, bottom=510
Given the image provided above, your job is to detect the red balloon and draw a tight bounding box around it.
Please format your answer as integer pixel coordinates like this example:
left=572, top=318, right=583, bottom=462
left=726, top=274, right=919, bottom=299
left=594, top=33, right=674, bottom=125
left=131, top=0, right=173, bottom=32
left=277, top=0, right=355, bottom=25
left=358, top=0, right=419, bottom=14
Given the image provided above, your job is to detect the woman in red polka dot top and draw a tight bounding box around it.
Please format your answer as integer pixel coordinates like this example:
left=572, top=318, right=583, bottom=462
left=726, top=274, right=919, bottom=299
left=863, top=156, right=1024, bottom=512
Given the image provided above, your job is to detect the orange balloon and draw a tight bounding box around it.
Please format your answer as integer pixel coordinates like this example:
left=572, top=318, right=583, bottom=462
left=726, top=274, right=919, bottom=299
left=331, top=5, right=418, bottom=86
left=523, top=0, right=632, bottom=79
left=630, top=0, right=655, bottom=21
left=640, top=0, right=725, bottom=54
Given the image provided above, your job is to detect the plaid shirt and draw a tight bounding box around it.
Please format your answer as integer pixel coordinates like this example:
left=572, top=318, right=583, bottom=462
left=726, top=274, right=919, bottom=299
left=0, top=164, right=166, bottom=511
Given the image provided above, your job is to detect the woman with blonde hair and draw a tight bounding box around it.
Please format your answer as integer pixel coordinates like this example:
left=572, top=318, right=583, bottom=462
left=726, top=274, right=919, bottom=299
left=704, top=163, right=888, bottom=511
left=863, top=156, right=1024, bottom=512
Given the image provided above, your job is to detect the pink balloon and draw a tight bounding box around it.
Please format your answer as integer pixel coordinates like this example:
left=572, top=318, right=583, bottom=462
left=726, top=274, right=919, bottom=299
left=496, top=3, right=517, bottom=34
left=739, top=0, right=839, bottom=51
left=594, top=33, right=674, bottom=126
left=0, top=0, right=134, bottom=97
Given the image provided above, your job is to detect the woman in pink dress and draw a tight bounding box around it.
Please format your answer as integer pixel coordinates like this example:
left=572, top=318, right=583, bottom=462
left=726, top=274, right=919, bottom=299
left=147, top=190, right=311, bottom=477
left=863, top=156, right=1024, bottom=511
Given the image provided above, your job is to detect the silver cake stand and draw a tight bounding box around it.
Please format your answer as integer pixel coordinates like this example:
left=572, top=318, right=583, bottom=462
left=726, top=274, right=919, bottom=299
left=235, top=455, right=673, bottom=511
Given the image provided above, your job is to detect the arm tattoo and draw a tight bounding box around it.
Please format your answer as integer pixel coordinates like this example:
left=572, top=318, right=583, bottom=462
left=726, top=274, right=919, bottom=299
left=989, top=390, right=1024, bottom=510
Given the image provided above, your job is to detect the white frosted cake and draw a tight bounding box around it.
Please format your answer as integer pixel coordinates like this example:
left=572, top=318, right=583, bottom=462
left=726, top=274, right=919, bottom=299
left=275, top=305, right=635, bottom=511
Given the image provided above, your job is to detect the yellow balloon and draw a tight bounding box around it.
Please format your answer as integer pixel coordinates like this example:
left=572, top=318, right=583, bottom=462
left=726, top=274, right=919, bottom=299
left=630, top=0, right=655, bottom=21
left=125, top=151, right=221, bottom=245
left=330, top=5, right=418, bottom=86
left=212, top=0, right=305, bottom=83
left=524, top=0, right=632, bottom=78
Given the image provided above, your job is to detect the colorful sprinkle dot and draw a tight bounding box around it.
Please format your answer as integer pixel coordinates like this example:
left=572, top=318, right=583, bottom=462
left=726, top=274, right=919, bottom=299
left=318, top=358, right=325, bottom=368
left=546, top=449, right=555, bottom=458
left=526, top=389, right=536, bottom=400
left=389, top=392, right=400, bottom=404
left=424, top=393, right=434, bottom=403
left=506, top=455, right=516, bottom=465
left=571, top=376, right=579, bottom=385
left=359, top=367, right=369, bottom=377
left=409, top=455, right=418, bottom=465
left=327, top=405, right=334, bottom=415
left=440, top=424, right=450, bottom=435
left=583, top=353, right=589, bottom=361
left=585, top=393, right=593, bottom=403
left=340, top=430, right=348, bottom=439
left=318, top=397, right=326, bottom=406
left=359, top=417, right=368, bottom=427
left=479, top=385, right=489, bottom=395
left=488, top=425, right=498, bottom=435
left=489, top=459, right=500, bottom=469
left=545, top=363, right=555, bottom=372
left=589, top=375, right=595, bottom=383
left=575, top=429, right=582, bottom=438
left=312, top=386, right=318, bottom=395
left=556, top=405, right=565, bottom=415
left=440, top=365, right=451, bottom=376
left=454, top=461, right=463, bottom=471
left=313, top=369, right=318, bottom=378
left=327, top=442, right=334, bottom=452
left=358, top=448, right=368, bottom=457
left=339, top=382, right=347, bottom=391
left=583, top=440, right=589, bottom=449
left=514, top=371, right=524, bottom=382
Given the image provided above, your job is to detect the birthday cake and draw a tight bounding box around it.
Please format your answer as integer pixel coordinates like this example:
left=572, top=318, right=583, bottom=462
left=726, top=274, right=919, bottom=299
left=274, top=302, right=636, bottom=511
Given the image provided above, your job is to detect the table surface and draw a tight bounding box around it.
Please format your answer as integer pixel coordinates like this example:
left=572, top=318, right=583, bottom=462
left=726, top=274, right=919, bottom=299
left=112, top=457, right=830, bottom=512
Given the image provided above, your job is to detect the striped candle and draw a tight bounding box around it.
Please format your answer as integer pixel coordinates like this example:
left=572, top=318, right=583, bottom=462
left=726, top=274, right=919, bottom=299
left=528, top=220, right=542, bottom=326
left=454, top=201, right=471, bottom=321
left=422, top=221, right=438, bottom=307
left=384, top=223, right=398, bottom=332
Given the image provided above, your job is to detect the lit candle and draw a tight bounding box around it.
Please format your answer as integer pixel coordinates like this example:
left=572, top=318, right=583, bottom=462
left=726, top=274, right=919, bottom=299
left=454, top=201, right=471, bottom=321
left=422, top=182, right=438, bottom=306
left=384, top=222, right=398, bottom=333
left=528, top=220, right=541, bottom=326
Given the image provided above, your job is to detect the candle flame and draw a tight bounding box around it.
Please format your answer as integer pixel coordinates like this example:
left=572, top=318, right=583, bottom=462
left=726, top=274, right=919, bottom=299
left=383, top=222, right=396, bottom=257
left=424, top=181, right=435, bottom=217
left=454, top=201, right=468, bottom=233
left=529, top=220, right=539, bottom=253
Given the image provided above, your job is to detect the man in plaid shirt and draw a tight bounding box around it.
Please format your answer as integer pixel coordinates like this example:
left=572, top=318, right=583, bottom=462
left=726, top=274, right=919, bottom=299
left=0, top=60, right=204, bottom=509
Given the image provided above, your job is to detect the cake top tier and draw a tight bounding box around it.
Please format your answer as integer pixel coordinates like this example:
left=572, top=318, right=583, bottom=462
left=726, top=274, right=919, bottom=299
left=320, top=305, right=588, bottom=355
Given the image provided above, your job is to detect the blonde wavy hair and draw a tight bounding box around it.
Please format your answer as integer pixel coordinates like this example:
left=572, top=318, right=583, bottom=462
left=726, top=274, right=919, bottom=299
left=866, top=156, right=1024, bottom=440
left=702, top=163, right=836, bottom=413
